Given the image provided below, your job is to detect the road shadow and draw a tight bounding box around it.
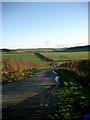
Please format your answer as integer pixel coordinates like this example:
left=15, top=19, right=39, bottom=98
left=2, top=85, right=59, bottom=120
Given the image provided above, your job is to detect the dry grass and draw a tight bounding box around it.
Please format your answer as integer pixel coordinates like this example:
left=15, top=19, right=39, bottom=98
left=2, top=59, right=51, bottom=83
left=59, top=59, right=89, bottom=77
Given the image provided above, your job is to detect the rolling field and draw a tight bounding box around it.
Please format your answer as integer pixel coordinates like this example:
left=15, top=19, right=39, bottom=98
left=41, top=51, right=89, bottom=61
left=1, top=49, right=89, bottom=83
left=2, top=53, right=48, bottom=65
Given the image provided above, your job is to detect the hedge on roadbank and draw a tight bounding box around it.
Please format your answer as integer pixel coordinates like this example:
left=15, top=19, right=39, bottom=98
left=2, top=59, right=49, bottom=84
left=49, top=68, right=90, bottom=120
left=59, top=60, right=90, bottom=87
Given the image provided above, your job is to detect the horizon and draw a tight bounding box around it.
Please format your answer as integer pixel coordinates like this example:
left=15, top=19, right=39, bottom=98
left=1, top=44, right=89, bottom=50
left=2, top=2, right=88, bottom=49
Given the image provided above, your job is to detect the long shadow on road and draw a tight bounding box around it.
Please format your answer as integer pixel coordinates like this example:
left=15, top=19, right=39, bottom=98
left=2, top=70, right=61, bottom=120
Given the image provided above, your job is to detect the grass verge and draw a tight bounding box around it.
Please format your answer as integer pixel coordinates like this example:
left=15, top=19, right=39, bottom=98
left=49, top=69, right=90, bottom=120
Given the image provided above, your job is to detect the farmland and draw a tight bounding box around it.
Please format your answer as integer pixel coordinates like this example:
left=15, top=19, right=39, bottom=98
left=2, top=45, right=90, bottom=120
left=1, top=46, right=89, bottom=84
left=40, top=51, right=89, bottom=61
left=2, top=53, right=48, bottom=65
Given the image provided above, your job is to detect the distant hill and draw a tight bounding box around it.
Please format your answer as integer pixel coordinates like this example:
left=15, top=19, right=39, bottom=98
left=54, top=45, right=90, bottom=52
left=0, top=49, right=16, bottom=53
left=1, top=45, right=90, bottom=53
left=65, top=45, right=90, bottom=52
left=0, top=48, right=54, bottom=53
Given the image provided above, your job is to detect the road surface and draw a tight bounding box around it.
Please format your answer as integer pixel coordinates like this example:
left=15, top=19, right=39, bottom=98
left=2, top=70, right=59, bottom=108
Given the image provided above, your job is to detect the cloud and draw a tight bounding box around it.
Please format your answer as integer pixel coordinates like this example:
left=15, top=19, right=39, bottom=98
left=44, top=41, right=64, bottom=48
left=44, top=40, right=88, bottom=48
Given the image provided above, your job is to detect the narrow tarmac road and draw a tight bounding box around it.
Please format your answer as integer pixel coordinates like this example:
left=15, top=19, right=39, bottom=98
left=2, top=70, right=61, bottom=120
left=2, top=70, right=58, bottom=107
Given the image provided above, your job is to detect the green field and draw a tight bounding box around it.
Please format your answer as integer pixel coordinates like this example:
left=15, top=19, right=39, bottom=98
left=2, top=53, right=48, bottom=65
left=2, top=51, right=89, bottom=68
left=1, top=50, right=90, bottom=83
left=41, top=51, right=89, bottom=61
left=0, top=53, right=2, bottom=59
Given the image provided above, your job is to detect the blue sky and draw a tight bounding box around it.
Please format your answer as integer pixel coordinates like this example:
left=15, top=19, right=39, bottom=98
left=2, top=2, right=88, bottom=49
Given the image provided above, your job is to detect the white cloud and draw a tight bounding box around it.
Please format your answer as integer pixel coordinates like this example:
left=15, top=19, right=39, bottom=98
left=44, top=40, right=88, bottom=48
left=44, top=41, right=64, bottom=48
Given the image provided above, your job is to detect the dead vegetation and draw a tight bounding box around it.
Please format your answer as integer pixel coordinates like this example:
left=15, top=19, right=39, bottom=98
left=59, top=60, right=89, bottom=77
left=2, top=59, right=51, bottom=83
left=59, top=59, right=90, bottom=87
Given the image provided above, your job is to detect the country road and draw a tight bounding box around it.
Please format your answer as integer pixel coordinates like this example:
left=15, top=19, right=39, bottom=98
left=2, top=70, right=59, bottom=108
left=2, top=70, right=62, bottom=120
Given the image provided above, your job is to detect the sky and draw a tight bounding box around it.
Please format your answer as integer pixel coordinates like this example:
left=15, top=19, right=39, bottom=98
left=2, top=2, right=88, bottom=49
